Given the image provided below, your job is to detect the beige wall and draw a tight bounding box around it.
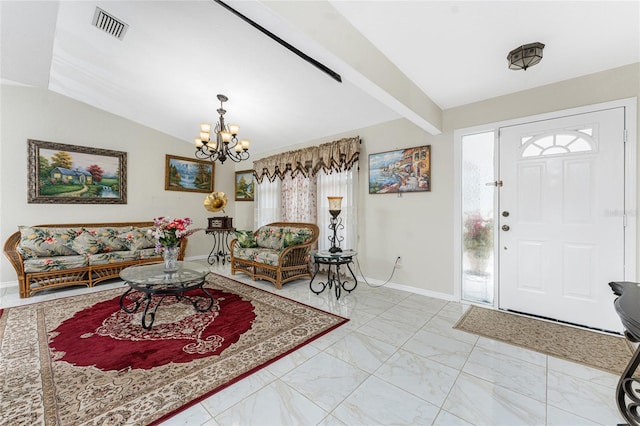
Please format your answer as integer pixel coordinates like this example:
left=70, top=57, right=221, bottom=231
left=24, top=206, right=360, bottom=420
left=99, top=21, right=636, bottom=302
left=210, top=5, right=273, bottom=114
left=443, top=63, right=639, bottom=132
left=241, top=63, right=640, bottom=298
left=243, top=118, right=454, bottom=298
left=2, top=63, right=638, bottom=299
left=0, top=85, right=235, bottom=284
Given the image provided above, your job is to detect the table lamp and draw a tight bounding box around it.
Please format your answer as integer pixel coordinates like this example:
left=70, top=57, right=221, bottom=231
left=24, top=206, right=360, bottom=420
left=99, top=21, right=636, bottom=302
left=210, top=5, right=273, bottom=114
left=327, top=196, right=343, bottom=253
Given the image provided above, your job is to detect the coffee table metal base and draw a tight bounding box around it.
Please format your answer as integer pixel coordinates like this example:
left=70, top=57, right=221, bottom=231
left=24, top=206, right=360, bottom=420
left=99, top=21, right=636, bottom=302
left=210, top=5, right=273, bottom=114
left=120, top=279, right=216, bottom=330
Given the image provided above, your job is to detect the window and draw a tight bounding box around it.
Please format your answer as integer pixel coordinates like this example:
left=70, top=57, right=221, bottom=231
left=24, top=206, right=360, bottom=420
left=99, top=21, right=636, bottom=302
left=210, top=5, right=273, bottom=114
left=254, top=178, right=281, bottom=228
left=317, top=169, right=358, bottom=252
left=461, top=131, right=495, bottom=304
left=521, top=128, right=595, bottom=158
left=255, top=168, right=358, bottom=252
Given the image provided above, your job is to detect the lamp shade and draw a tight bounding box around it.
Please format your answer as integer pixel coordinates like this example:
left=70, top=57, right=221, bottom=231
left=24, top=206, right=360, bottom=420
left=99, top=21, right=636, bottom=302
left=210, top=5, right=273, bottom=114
left=328, top=196, right=343, bottom=218
left=508, top=42, right=545, bottom=71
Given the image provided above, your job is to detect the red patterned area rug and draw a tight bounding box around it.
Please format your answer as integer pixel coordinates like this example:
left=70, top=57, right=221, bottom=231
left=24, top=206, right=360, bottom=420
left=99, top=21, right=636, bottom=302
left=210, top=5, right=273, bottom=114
left=0, top=274, right=348, bottom=425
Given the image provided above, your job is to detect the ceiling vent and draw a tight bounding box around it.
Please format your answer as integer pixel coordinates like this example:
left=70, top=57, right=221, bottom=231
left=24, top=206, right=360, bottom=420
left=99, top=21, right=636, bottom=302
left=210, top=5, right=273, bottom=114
left=92, top=7, right=128, bottom=40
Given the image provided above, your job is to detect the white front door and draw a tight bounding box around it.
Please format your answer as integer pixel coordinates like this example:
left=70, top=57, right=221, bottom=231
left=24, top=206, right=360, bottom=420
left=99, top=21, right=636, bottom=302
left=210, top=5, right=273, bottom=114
left=498, top=107, right=626, bottom=332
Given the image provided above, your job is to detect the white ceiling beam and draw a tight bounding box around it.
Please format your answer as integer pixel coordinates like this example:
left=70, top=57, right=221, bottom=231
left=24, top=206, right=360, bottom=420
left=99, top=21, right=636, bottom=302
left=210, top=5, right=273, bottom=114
left=229, top=0, right=442, bottom=135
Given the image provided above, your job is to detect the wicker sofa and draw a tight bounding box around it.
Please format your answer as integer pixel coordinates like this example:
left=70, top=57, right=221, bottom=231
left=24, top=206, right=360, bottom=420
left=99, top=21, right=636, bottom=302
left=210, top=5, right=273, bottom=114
left=3, top=221, right=187, bottom=298
left=230, top=222, right=319, bottom=289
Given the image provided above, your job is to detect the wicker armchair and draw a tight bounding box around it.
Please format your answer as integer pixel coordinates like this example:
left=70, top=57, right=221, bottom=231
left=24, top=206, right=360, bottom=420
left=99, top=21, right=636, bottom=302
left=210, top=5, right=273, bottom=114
left=229, top=222, right=319, bottom=289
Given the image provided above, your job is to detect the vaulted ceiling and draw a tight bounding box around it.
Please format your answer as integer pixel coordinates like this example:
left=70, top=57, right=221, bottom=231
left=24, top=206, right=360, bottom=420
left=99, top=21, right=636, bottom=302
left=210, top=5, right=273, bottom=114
left=2, top=1, right=638, bottom=156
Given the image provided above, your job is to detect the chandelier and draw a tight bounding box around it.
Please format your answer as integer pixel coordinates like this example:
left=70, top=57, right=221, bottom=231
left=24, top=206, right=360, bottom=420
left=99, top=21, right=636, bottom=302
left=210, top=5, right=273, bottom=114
left=194, top=94, right=250, bottom=164
left=507, top=42, right=545, bottom=71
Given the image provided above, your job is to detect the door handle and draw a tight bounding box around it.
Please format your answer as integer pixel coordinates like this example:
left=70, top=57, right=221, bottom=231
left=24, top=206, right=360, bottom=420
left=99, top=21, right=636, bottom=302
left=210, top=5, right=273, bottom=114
left=502, top=225, right=510, bottom=231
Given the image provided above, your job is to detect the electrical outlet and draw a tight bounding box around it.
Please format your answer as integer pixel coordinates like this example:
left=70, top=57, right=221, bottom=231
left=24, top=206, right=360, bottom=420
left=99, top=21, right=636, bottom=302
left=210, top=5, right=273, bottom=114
left=395, top=256, right=402, bottom=269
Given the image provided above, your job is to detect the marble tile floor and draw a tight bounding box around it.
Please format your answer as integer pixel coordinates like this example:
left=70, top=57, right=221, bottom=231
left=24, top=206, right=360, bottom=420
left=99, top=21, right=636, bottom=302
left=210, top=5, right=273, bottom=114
left=0, top=261, right=625, bottom=426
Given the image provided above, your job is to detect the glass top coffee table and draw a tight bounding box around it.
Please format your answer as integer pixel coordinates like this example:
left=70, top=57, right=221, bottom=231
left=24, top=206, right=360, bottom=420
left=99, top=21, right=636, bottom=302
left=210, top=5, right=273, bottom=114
left=119, top=261, right=216, bottom=330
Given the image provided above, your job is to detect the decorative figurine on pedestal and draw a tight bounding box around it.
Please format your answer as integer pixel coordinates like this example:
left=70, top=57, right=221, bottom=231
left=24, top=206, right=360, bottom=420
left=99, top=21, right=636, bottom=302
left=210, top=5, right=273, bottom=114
left=327, top=196, right=344, bottom=253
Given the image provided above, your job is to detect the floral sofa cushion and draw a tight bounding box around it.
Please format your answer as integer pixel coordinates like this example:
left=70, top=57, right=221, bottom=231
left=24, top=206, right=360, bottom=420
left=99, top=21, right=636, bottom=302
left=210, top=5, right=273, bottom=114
left=82, top=227, right=132, bottom=251
left=234, top=226, right=312, bottom=265
left=70, top=231, right=102, bottom=255
left=233, top=247, right=280, bottom=266
left=232, top=247, right=261, bottom=262
left=19, top=225, right=160, bottom=263
left=118, top=227, right=156, bottom=251
left=234, top=230, right=258, bottom=248
left=138, top=248, right=161, bottom=260
left=281, top=227, right=313, bottom=248
left=18, top=226, right=80, bottom=258
left=255, top=226, right=284, bottom=250
left=253, top=249, right=281, bottom=266
left=87, top=251, right=140, bottom=266
left=23, top=254, right=88, bottom=273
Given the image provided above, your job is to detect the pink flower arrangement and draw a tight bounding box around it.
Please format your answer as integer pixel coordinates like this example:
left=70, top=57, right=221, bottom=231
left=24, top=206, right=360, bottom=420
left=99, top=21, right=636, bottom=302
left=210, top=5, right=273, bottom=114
left=149, top=216, right=201, bottom=252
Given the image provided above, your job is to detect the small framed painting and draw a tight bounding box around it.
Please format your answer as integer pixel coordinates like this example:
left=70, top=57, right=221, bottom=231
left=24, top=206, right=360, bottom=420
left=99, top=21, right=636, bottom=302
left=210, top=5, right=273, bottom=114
left=28, top=139, right=127, bottom=204
left=369, top=145, right=431, bottom=194
left=165, top=155, right=214, bottom=193
left=235, top=170, right=255, bottom=201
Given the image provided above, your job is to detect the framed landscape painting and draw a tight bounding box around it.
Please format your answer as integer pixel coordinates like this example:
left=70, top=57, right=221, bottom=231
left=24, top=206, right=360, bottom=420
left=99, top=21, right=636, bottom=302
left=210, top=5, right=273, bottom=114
left=235, top=170, right=255, bottom=201
left=165, top=155, right=214, bottom=193
left=28, top=139, right=127, bottom=204
left=369, top=145, right=431, bottom=194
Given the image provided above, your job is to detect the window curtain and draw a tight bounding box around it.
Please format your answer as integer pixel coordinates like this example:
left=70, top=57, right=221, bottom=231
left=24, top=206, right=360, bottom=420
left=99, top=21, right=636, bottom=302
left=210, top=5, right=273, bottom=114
left=317, top=168, right=358, bottom=251
left=281, top=173, right=317, bottom=223
left=254, top=178, right=281, bottom=229
left=253, top=137, right=360, bottom=183
left=252, top=136, right=360, bottom=239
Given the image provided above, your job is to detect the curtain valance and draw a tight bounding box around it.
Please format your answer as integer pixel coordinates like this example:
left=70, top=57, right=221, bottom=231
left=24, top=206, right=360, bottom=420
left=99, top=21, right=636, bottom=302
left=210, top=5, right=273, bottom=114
left=253, top=136, right=360, bottom=183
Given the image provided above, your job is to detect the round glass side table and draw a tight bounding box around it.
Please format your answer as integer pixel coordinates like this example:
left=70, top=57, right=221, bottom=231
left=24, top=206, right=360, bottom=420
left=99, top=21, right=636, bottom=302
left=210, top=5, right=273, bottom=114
left=310, top=250, right=357, bottom=299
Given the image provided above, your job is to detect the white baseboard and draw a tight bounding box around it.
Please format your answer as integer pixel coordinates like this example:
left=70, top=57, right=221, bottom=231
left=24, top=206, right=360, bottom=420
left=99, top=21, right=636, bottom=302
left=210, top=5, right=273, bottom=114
left=185, top=254, right=208, bottom=261
left=0, top=280, right=18, bottom=290
left=358, top=275, right=457, bottom=302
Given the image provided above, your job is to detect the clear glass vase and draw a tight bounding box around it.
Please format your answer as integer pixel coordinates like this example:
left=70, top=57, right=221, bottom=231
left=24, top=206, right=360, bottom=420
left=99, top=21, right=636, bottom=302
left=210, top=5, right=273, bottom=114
left=162, top=245, right=179, bottom=272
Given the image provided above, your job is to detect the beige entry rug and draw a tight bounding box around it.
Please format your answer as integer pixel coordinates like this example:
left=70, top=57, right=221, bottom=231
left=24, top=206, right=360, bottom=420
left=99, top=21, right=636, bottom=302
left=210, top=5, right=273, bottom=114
left=0, top=274, right=348, bottom=425
left=454, top=305, right=634, bottom=375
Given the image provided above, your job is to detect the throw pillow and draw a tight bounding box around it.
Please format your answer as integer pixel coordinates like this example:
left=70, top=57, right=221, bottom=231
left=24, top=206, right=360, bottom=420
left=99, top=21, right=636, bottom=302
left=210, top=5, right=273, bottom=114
left=282, top=227, right=313, bottom=248
left=83, top=226, right=132, bottom=251
left=71, top=231, right=102, bottom=255
left=234, top=230, right=258, bottom=248
left=18, top=226, right=80, bottom=258
left=119, top=227, right=156, bottom=251
left=255, top=226, right=284, bottom=250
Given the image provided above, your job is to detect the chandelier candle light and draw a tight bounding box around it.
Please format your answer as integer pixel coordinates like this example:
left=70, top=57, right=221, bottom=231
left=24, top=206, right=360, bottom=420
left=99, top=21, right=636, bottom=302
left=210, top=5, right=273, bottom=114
left=195, top=94, right=250, bottom=164
left=328, top=196, right=344, bottom=253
